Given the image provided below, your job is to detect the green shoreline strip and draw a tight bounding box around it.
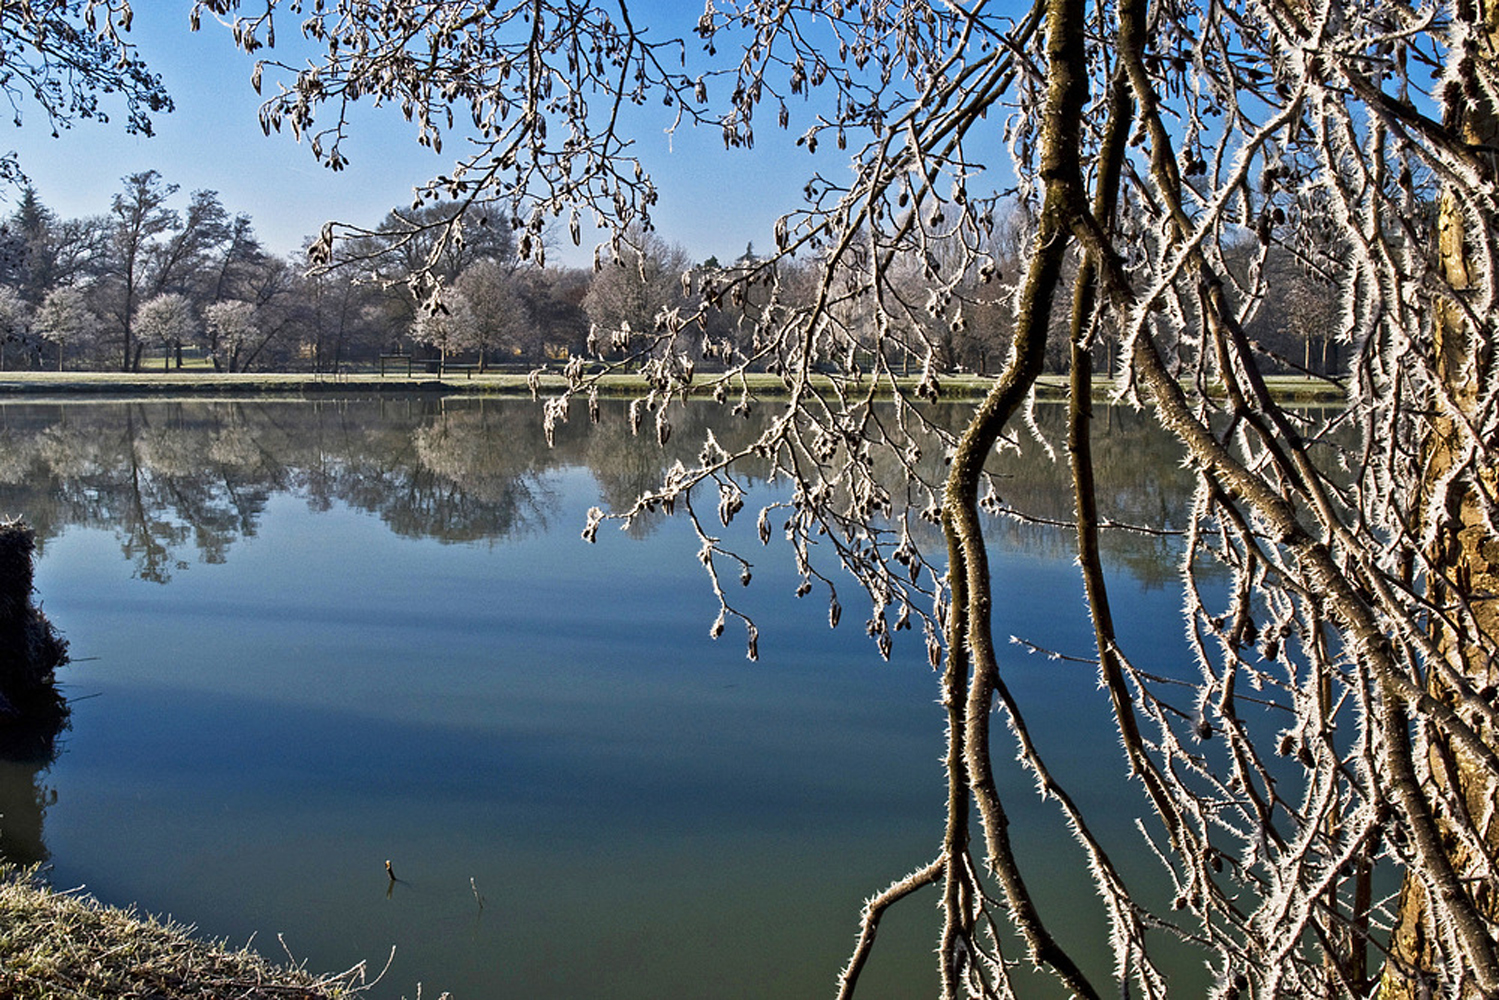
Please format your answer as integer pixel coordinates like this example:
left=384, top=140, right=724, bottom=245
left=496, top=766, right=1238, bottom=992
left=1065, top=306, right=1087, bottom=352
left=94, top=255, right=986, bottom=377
left=0, top=369, right=1346, bottom=403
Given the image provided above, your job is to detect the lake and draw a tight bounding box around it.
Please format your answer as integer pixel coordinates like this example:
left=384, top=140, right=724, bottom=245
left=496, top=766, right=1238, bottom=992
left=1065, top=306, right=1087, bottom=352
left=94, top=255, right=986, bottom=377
left=0, top=395, right=1201, bottom=998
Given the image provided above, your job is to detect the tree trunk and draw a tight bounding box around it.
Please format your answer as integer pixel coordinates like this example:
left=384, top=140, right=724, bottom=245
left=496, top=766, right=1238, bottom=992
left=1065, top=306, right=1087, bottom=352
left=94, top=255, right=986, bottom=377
left=1381, top=4, right=1499, bottom=994
left=930, top=0, right=1101, bottom=993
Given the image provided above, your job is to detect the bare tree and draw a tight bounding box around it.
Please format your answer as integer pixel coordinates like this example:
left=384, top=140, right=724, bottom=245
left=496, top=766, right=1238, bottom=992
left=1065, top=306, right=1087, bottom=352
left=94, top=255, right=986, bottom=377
left=145, top=189, right=233, bottom=302
left=298, top=264, right=386, bottom=372
left=98, top=170, right=178, bottom=371
left=338, top=202, right=517, bottom=326
left=202, top=213, right=266, bottom=305
left=201, top=1, right=1499, bottom=996
left=581, top=227, right=693, bottom=356
left=509, top=265, right=591, bottom=362
left=49, top=215, right=112, bottom=291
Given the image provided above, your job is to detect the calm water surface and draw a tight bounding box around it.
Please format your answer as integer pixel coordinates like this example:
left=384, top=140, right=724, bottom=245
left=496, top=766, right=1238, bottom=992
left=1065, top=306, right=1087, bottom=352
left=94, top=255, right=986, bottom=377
left=0, top=397, right=1198, bottom=998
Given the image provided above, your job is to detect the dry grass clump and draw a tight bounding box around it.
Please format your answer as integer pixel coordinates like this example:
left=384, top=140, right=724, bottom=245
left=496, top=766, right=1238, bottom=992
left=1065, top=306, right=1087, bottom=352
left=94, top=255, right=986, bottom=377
left=0, top=867, right=371, bottom=999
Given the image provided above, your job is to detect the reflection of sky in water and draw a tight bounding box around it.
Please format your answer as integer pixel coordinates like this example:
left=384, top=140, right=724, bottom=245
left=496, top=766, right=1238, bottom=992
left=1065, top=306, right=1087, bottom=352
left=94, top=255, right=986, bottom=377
left=12, top=401, right=1204, bottom=999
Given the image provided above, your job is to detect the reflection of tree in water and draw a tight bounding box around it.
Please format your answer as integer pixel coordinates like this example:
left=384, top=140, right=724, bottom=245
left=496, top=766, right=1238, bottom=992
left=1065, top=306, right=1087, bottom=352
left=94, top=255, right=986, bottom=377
left=404, top=403, right=558, bottom=543
left=0, top=727, right=60, bottom=867
left=0, top=399, right=574, bottom=571
left=958, top=404, right=1349, bottom=591
left=0, top=395, right=1216, bottom=868
left=565, top=398, right=788, bottom=539
left=0, top=671, right=66, bottom=869
left=0, top=397, right=1233, bottom=591
left=0, top=519, right=67, bottom=868
left=0, top=404, right=283, bottom=582
left=581, top=414, right=668, bottom=532
left=575, top=403, right=698, bottom=539
left=979, top=405, right=1202, bottom=591
left=855, top=402, right=1209, bottom=591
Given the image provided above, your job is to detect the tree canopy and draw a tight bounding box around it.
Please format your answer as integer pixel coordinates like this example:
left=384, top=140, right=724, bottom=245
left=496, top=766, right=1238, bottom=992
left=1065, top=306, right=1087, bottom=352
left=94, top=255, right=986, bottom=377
left=0, top=2, right=171, bottom=185
left=175, top=0, right=1499, bottom=996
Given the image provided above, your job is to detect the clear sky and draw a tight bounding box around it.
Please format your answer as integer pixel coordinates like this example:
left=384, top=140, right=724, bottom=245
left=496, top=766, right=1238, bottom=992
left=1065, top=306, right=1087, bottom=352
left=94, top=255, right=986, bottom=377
left=0, top=5, right=825, bottom=268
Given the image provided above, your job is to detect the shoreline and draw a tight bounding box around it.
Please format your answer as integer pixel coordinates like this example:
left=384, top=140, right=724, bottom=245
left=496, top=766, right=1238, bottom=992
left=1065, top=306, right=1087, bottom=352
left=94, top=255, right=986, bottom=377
left=0, top=369, right=1349, bottom=403
left=0, top=866, right=369, bottom=999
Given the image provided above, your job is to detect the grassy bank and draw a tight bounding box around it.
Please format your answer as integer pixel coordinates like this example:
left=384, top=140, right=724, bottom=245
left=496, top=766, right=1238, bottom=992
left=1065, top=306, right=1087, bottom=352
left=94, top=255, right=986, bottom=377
left=0, top=367, right=1005, bottom=397
left=0, top=866, right=374, bottom=1000
left=0, top=368, right=1348, bottom=402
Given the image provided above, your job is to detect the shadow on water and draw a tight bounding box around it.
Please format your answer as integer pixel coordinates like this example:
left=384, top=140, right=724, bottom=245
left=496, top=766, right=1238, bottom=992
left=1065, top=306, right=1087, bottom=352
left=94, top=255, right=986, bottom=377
left=0, top=518, right=70, bottom=868
left=0, top=716, right=64, bottom=867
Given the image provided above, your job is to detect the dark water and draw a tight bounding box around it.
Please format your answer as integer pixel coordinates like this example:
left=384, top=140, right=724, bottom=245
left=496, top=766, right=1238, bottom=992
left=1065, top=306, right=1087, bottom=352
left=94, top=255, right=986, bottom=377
left=0, top=396, right=1200, bottom=998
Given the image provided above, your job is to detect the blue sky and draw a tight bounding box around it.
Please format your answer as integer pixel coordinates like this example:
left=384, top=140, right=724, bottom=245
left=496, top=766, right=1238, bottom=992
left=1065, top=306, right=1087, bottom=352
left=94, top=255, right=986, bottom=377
left=0, top=5, right=822, bottom=267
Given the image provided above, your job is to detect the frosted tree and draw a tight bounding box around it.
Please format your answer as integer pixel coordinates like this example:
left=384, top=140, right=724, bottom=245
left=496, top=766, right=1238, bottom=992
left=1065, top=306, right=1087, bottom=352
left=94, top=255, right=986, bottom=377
left=455, top=258, right=525, bottom=368
left=581, top=228, right=694, bottom=353
left=203, top=298, right=257, bottom=371
left=409, top=289, right=478, bottom=363
left=199, top=0, right=1499, bottom=996
left=133, top=293, right=196, bottom=371
left=35, top=286, right=102, bottom=371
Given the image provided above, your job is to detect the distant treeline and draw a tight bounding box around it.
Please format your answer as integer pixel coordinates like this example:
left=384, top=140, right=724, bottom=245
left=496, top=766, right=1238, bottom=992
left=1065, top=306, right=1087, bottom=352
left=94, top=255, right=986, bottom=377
left=0, top=173, right=1346, bottom=376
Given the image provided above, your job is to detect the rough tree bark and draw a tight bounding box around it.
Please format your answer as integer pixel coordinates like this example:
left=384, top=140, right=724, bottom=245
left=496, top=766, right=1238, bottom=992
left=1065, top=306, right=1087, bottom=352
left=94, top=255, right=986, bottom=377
left=1383, top=2, right=1499, bottom=994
